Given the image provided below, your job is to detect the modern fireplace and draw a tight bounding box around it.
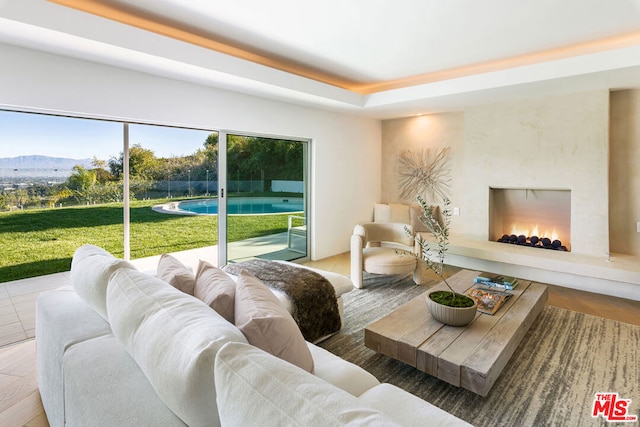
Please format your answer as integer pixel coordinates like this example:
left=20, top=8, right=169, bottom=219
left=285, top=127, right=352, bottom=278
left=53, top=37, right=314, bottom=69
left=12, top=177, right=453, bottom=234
left=489, top=188, right=571, bottom=251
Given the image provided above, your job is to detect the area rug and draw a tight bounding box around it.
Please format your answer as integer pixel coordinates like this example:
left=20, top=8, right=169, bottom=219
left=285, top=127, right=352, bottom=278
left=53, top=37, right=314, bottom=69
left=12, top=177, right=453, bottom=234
left=319, top=273, right=640, bottom=427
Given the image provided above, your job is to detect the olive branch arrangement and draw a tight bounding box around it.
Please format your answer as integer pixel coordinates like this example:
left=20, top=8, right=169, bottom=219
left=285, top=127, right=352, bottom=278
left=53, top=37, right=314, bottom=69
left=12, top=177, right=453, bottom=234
left=412, top=195, right=452, bottom=290
left=405, top=195, right=473, bottom=306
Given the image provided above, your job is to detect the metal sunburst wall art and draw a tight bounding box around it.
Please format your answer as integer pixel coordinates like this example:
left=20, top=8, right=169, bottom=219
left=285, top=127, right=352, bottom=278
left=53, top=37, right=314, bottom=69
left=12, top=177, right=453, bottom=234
left=398, top=147, right=451, bottom=202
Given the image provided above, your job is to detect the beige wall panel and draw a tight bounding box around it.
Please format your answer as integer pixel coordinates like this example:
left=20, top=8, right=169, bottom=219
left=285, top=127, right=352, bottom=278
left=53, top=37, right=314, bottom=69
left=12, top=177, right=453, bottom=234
left=610, top=90, right=640, bottom=256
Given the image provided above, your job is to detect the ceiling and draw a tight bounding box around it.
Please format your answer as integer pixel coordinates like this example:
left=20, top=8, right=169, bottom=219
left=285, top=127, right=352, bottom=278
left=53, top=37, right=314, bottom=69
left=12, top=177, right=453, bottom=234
left=1, top=0, right=640, bottom=119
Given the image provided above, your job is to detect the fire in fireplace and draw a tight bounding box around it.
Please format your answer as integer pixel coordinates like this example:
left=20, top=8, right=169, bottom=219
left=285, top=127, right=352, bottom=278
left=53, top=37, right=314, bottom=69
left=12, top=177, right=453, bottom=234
left=489, top=188, right=571, bottom=252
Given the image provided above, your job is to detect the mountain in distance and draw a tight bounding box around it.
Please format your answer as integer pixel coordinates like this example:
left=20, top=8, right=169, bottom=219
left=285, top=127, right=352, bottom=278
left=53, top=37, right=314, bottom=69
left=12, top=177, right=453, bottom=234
left=0, top=155, right=93, bottom=172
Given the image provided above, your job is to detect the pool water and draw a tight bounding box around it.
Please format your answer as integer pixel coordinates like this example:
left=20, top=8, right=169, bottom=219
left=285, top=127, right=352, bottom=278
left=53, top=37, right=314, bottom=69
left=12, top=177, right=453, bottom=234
left=177, top=198, right=303, bottom=215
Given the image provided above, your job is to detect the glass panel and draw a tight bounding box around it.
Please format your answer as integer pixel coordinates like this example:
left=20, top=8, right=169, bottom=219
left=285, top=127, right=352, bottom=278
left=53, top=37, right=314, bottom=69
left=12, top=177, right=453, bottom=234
left=0, top=110, right=123, bottom=282
left=126, top=124, right=219, bottom=264
left=225, top=134, right=307, bottom=263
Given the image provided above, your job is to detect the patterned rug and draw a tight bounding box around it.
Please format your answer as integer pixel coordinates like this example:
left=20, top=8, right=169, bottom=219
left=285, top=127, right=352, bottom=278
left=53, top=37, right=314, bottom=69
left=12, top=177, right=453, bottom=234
left=319, top=273, right=640, bottom=426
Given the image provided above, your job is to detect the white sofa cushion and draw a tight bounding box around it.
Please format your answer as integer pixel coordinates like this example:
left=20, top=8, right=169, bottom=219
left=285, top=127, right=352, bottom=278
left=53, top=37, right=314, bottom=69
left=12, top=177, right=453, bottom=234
left=36, top=289, right=112, bottom=427
left=359, top=383, right=473, bottom=427
left=107, top=268, right=248, bottom=427
left=63, top=334, right=187, bottom=427
left=214, top=342, right=401, bottom=427
left=234, top=270, right=314, bottom=373
left=70, top=244, right=136, bottom=320
left=306, top=343, right=380, bottom=397
left=194, top=260, right=236, bottom=323
left=157, top=253, right=196, bottom=295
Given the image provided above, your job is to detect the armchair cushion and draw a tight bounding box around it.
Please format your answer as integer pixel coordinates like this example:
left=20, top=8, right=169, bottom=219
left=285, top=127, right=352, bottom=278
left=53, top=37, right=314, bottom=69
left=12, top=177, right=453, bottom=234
left=363, top=248, right=416, bottom=275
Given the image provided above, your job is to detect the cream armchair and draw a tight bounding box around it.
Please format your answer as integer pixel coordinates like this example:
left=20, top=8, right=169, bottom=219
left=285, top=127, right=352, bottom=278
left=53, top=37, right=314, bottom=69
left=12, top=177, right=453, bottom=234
left=350, top=221, right=421, bottom=289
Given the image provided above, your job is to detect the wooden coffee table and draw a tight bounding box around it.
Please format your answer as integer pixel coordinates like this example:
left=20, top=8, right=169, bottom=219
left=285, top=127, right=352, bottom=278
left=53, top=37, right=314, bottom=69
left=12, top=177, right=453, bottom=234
left=364, top=269, right=548, bottom=396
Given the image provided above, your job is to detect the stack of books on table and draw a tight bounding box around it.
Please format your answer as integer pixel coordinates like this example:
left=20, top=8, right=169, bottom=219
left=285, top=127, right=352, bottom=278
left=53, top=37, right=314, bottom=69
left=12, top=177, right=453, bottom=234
left=472, top=273, right=519, bottom=291
left=466, top=273, right=519, bottom=315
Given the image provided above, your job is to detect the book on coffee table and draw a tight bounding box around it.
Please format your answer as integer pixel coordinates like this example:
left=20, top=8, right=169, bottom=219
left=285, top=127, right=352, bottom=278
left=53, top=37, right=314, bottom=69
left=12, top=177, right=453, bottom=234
left=466, top=284, right=512, bottom=315
left=473, top=273, right=519, bottom=290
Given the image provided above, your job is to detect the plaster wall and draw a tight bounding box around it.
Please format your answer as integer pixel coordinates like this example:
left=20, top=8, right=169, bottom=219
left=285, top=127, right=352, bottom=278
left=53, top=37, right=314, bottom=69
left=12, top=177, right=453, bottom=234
left=0, top=43, right=381, bottom=260
left=382, top=90, right=610, bottom=258
left=610, top=89, right=640, bottom=256
left=381, top=113, right=465, bottom=228
left=463, top=90, right=610, bottom=258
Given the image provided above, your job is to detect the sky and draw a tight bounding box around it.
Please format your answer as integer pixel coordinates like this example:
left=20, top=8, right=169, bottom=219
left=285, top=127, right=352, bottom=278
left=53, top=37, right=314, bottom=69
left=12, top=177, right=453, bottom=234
left=0, top=110, right=214, bottom=160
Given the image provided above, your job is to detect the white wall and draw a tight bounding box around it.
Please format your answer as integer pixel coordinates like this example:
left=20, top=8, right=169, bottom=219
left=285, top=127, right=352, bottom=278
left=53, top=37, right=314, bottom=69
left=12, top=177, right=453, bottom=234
left=0, top=43, right=381, bottom=260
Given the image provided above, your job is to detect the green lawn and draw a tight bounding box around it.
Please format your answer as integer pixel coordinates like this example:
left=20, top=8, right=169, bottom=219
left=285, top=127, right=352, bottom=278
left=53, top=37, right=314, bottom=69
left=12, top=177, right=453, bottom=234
left=0, top=199, right=291, bottom=283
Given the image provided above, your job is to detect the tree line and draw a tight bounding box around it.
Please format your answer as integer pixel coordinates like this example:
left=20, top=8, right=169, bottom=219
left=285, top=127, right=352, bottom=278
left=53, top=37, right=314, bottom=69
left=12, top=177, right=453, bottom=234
left=0, top=134, right=303, bottom=210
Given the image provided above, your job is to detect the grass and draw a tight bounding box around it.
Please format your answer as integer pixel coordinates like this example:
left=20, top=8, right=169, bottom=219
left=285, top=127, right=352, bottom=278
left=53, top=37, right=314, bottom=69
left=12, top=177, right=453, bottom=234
left=0, top=198, right=292, bottom=283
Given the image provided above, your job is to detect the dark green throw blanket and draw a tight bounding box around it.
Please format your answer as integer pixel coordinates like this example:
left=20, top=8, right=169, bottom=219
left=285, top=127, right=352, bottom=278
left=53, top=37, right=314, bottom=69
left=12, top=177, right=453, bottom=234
left=223, top=260, right=341, bottom=342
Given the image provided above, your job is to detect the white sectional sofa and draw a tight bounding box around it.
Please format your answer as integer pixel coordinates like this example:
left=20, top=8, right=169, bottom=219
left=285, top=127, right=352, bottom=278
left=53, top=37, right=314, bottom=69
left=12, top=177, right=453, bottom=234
left=36, top=245, right=471, bottom=426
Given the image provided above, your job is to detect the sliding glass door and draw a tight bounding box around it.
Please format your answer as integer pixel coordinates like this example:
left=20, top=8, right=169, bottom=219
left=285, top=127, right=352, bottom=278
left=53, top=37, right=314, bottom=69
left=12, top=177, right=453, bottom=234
left=0, top=109, right=310, bottom=282
left=223, top=133, right=308, bottom=264
left=126, top=124, right=218, bottom=264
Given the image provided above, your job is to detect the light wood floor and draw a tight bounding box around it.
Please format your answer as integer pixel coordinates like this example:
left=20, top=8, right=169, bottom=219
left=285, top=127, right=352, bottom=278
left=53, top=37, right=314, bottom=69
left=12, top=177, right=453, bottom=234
left=1, top=252, right=638, bottom=426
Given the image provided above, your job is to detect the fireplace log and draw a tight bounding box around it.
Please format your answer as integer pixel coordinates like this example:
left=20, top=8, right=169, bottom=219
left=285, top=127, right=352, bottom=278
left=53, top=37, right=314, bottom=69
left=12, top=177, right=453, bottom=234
left=496, top=234, right=567, bottom=251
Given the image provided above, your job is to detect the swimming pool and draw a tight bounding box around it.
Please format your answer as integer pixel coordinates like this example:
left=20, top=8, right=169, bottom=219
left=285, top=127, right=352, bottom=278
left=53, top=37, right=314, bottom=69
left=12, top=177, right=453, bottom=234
left=171, top=197, right=304, bottom=215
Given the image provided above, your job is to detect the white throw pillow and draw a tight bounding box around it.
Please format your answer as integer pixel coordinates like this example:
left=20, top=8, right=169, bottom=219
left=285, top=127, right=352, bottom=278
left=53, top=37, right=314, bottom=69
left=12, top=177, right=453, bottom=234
left=70, top=244, right=136, bottom=320
left=214, top=342, right=400, bottom=427
left=234, top=270, right=314, bottom=373
left=107, top=268, right=248, bottom=427
left=156, top=253, right=196, bottom=295
left=194, top=260, right=235, bottom=323
left=373, top=203, right=391, bottom=222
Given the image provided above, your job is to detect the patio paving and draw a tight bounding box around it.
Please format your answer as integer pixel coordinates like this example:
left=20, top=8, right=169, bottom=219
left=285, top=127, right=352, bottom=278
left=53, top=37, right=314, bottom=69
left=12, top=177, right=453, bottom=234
left=0, top=231, right=307, bottom=348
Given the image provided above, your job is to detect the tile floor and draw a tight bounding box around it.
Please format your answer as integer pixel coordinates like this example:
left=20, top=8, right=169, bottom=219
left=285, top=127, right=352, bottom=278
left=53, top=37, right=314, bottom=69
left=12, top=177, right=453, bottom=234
left=0, top=272, right=70, bottom=347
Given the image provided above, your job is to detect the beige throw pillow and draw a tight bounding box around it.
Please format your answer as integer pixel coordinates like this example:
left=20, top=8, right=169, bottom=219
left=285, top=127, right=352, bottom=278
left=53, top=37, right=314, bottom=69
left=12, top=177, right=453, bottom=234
left=156, top=254, right=195, bottom=295
left=194, top=260, right=235, bottom=323
left=389, top=203, right=411, bottom=224
left=234, top=270, right=314, bottom=373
